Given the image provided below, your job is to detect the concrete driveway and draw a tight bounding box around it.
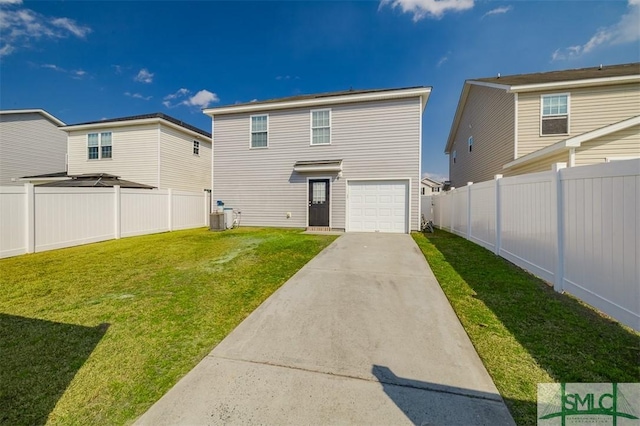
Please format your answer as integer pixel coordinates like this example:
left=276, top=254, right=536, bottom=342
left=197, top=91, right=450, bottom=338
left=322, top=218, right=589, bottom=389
left=136, top=233, right=514, bottom=425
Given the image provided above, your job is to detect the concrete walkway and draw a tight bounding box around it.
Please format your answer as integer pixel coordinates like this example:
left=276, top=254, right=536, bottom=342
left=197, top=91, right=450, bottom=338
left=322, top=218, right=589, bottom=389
left=136, top=233, right=514, bottom=425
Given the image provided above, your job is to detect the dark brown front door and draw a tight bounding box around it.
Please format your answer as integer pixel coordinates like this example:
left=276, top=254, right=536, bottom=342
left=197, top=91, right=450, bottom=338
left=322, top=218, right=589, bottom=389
left=309, top=179, right=330, bottom=227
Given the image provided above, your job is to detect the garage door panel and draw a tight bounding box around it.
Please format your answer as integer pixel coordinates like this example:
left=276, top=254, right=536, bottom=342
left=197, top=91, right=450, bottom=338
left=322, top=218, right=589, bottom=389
left=348, top=180, right=408, bottom=234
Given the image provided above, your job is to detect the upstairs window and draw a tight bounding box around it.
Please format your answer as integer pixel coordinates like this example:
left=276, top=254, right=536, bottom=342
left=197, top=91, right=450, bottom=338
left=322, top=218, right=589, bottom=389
left=311, top=109, right=331, bottom=145
left=251, top=114, right=268, bottom=148
left=87, top=132, right=112, bottom=160
left=468, top=136, right=474, bottom=152
left=193, top=140, right=200, bottom=155
left=541, top=94, right=569, bottom=135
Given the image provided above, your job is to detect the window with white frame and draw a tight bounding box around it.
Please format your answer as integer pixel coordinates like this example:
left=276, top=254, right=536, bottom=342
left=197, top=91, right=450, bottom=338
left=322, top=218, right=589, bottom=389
left=193, top=140, right=200, bottom=155
left=541, top=94, right=569, bottom=135
left=251, top=114, right=268, bottom=148
left=88, top=132, right=112, bottom=160
left=453, top=150, right=457, bottom=164
left=311, top=109, right=331, bottom=145
left=468, top=136, right=474, bottom=152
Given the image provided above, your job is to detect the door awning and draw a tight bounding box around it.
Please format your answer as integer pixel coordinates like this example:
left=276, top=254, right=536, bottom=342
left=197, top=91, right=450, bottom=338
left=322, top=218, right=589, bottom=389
left=293, top=159, right=343, bottom=173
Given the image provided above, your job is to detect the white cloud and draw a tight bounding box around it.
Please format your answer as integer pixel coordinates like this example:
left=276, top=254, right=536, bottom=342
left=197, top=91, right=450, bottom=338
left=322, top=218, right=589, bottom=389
left=552, top=0, right=639, bottom=61
left=112, top=64, right=123, bottom=74
left=379, top=0, right=474, bottom=21
left=164, top=88, right=190, bottom=100
left=42, top=63, right=65, bottom=72
left=437, top=52, right=450, bottom=67
left=482, top=5, right=512, bottom=19
left=134, top=68, right=154, bottom=83
left=124, top=92, right=152, bottom=101
left=51, top=17, right=90, bottom=38
left=181, top=90, right=219, bottom=108
left=422, top=172, right=448, bottom=183
left=0, top=5, right=90, bottom=56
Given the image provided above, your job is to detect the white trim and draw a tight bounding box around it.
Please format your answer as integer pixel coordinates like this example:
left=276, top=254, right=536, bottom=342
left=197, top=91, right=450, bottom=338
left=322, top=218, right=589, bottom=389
left=306, top=176, right=333, bottom=229
left=309, top=108, right=332, bottom=146
left=249, top=113, right=269, bottom=149
left=157, top=124, right=161, bottom=188
left=514, top=93, right=518, bottom=159
left=504, top=115, right=640, bottom=169
left=204, top=87, right=432, bottom=116
left=344, top=178, right=412, bottom=233
left=293, top=164, right=342, bottom=173
left=568, top=148, right=575, bottom=167
left=540, top=93, right=570, bottom=137
left=61, top=118, right=211, bottom=142
left=0, top=109, right=66, bottom=126
left=508, top=75, right=640, bottom=93
left=467, top=80, right=511, bottom=91
left=418, top=99, right=423, bottom=228
left=605, top=155, right=640, bottom=162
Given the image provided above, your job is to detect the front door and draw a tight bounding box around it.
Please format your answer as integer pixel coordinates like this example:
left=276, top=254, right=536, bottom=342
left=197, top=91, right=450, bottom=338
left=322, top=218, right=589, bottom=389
left=308, top=179, right=330, bottom=227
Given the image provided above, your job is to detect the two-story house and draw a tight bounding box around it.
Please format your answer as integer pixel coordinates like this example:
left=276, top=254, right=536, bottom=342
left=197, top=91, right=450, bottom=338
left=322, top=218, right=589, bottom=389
left=61, top=113, right=212, bottom=193
left=445, top=63, right=640, bottom=187
left=0, top=109, right=67, bottom=186
left=421, top=177, right=443, bottom=195
left=203, top=87, right=431, bottom=233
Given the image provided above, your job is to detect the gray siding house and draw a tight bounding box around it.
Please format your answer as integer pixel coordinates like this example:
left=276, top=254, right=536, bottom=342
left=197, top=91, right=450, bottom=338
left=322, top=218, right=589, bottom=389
left=0, top=109, right=67, bottom=186
left=204, top=87, right=431, bottom=233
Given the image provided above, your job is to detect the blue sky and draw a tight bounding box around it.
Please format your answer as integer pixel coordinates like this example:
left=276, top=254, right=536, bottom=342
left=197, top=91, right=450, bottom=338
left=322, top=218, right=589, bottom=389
left=1, top=1, right=639, bottom=181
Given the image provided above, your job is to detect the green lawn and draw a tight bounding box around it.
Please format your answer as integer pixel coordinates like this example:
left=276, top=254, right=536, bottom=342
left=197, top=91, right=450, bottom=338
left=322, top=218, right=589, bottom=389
left=0, top=227, right=337, bottom=426
left=412, top=230, right=640, bottom=425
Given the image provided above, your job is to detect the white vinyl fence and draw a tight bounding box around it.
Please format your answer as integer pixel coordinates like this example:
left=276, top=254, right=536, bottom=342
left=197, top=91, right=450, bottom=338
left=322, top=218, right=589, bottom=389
left=430, top=160, right=639, bottom=331
left=0, top=184, right=210, bottom=259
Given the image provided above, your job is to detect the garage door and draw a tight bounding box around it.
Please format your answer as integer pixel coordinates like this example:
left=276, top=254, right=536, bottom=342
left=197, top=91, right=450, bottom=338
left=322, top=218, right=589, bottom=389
left=347, top=180, right=408, bottom=233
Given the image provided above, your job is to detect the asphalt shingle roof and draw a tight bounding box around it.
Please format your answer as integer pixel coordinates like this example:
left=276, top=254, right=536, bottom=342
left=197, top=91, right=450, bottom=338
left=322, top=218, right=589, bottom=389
left=67, top=112, right=211, bottom=138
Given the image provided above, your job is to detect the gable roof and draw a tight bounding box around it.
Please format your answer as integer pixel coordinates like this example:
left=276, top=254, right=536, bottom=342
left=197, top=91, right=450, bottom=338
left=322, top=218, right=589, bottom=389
left=203, top=86, right=432, bottom=116
left=61, top=112, right=211, bottom=139
left=445, top=63, right=640, bottom=153
left=0, top=109, right=66, bottom=126
left=421, top=177, right=443, bottom=187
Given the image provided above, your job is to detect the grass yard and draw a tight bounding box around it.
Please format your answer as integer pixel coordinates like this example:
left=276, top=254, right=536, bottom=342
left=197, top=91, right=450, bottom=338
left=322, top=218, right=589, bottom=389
left=0, top=227, right=337, bottom=426
left=412, top=230, right=640, bottom=425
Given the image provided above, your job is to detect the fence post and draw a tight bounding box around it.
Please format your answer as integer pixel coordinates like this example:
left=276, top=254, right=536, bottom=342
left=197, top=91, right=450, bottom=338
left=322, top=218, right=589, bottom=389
left=450, top=188, right=455, bottom=232
left=467, top=182, right=473, bottom=240
left=203, top=190, right=209, bottom=226
left=114, top=185, right=121, bottom=239
left=168, top=189, right=173, bottom=231
left=25, top=183, right=35, bottom=254
left=551, top=163, right=566, bottom=292
left=494, top=174, right=503, bottom=256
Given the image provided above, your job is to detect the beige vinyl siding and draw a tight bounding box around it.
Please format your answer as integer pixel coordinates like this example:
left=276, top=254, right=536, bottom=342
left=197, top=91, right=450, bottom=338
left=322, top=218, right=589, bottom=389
left=159, top=126, right=211, bottom=192
left=504, top=150, right=570, bottom=176
left=517, top=82, right=640, bottom=157
left=0, top=113, right=67, bottom=186
left=449, top=85, right=514, bottom=187
left=213, top=97, right=421, bottom=231
left=67, top=124, right=159, bottom=187
left=575, top=124, right=640, bottom=165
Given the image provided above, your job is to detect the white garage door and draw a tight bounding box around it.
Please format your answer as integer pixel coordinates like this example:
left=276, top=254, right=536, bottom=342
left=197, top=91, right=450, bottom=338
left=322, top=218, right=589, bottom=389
left=348, top=180, right=408, bottom=233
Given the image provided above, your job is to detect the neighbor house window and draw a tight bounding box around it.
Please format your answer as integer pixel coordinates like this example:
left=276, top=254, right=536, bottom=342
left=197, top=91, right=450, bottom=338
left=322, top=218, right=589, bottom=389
left=311, top=109, right=331, bottom=145
left=193, top=140, right=200, bottom=155
left=468, top=136, right=474, bottom=152
left=453, top=150, right=457, bottom=164
left=541, top=94, right=569, bottom=135
left=251, top=114, right=268, bottom=148
left=87, top=132, right=112, bottom=160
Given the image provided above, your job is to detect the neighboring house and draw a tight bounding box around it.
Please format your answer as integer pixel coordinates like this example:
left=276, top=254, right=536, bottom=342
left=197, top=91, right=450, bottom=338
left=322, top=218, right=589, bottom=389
left=61, top=113, right=212, bottom=193
left=445, top=62, right=640, bottom=187
left=0, top=109, right=67, bottom=186
left=420, top=177, right=443, bottom=195
left=203, top=87, right=431, bottom=233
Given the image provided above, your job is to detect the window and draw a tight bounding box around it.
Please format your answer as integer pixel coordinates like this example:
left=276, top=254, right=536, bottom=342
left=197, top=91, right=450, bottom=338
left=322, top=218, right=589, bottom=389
left=311, top=109, right=331, bottom=145
left=541, top=94, right=569, bottom=135
left=453, top=150, right=457, bottom=164
left=251, top=114, right=268, bottom=148
left=468, top=136, right=473, bottom=152
left=193, top=140, right=200, bottom=155
left=87, top=132, right=112, bottom=160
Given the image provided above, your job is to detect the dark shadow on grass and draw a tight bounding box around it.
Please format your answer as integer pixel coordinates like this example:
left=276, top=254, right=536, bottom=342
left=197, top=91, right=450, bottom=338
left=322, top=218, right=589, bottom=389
left=420, top=231, right=640, bottom=422
left=371, top=365, right=521, bottom=425
left=0, top=314, right=108, bottom=426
